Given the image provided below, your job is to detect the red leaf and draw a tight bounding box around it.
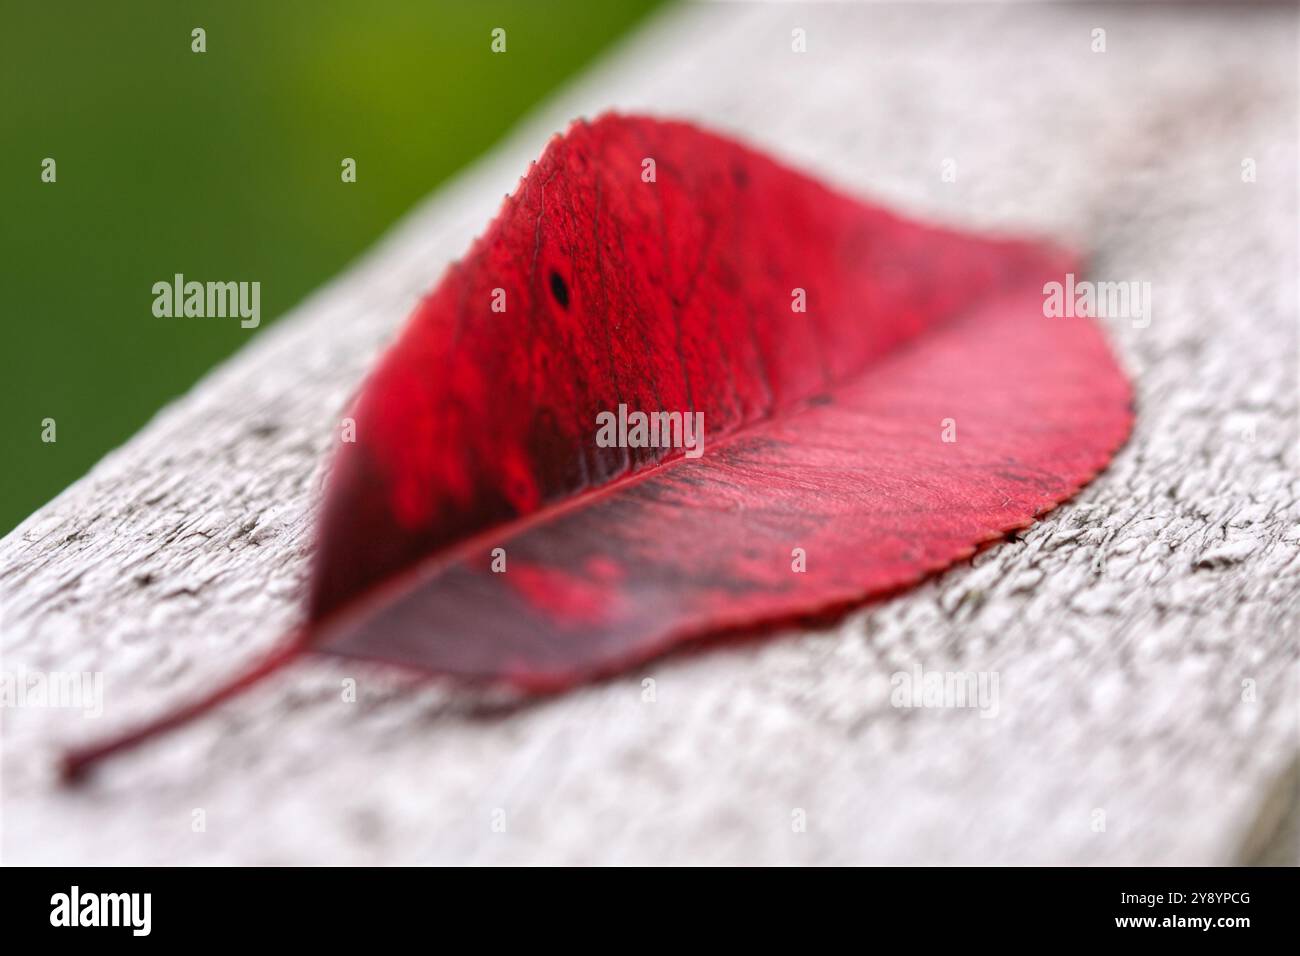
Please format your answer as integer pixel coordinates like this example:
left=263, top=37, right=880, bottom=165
left=64, top=114, right=1132, bottom=777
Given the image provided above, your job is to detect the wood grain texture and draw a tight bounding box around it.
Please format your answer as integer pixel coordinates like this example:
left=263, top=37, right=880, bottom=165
left=2, top=1, right=1297, bottom=865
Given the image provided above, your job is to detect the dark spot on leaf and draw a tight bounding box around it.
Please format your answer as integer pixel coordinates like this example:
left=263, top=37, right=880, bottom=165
left=809, top=393, right=833, bottom=406
left=549, top=270, right=569, bottom=309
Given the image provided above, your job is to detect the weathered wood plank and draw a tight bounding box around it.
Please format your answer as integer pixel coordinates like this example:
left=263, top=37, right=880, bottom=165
left=2, top=1, right=1296, bottom=864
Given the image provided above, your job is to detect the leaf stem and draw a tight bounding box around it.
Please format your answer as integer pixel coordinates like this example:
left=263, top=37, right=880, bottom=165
left=60, top=633, right=306, bottom=784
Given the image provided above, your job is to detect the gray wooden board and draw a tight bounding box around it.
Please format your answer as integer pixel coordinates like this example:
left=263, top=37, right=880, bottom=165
left=2, top=1, right=1297, bottom=864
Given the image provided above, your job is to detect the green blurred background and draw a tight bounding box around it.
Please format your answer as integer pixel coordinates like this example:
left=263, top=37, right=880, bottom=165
left=0, top=0, right=660, bottom=536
